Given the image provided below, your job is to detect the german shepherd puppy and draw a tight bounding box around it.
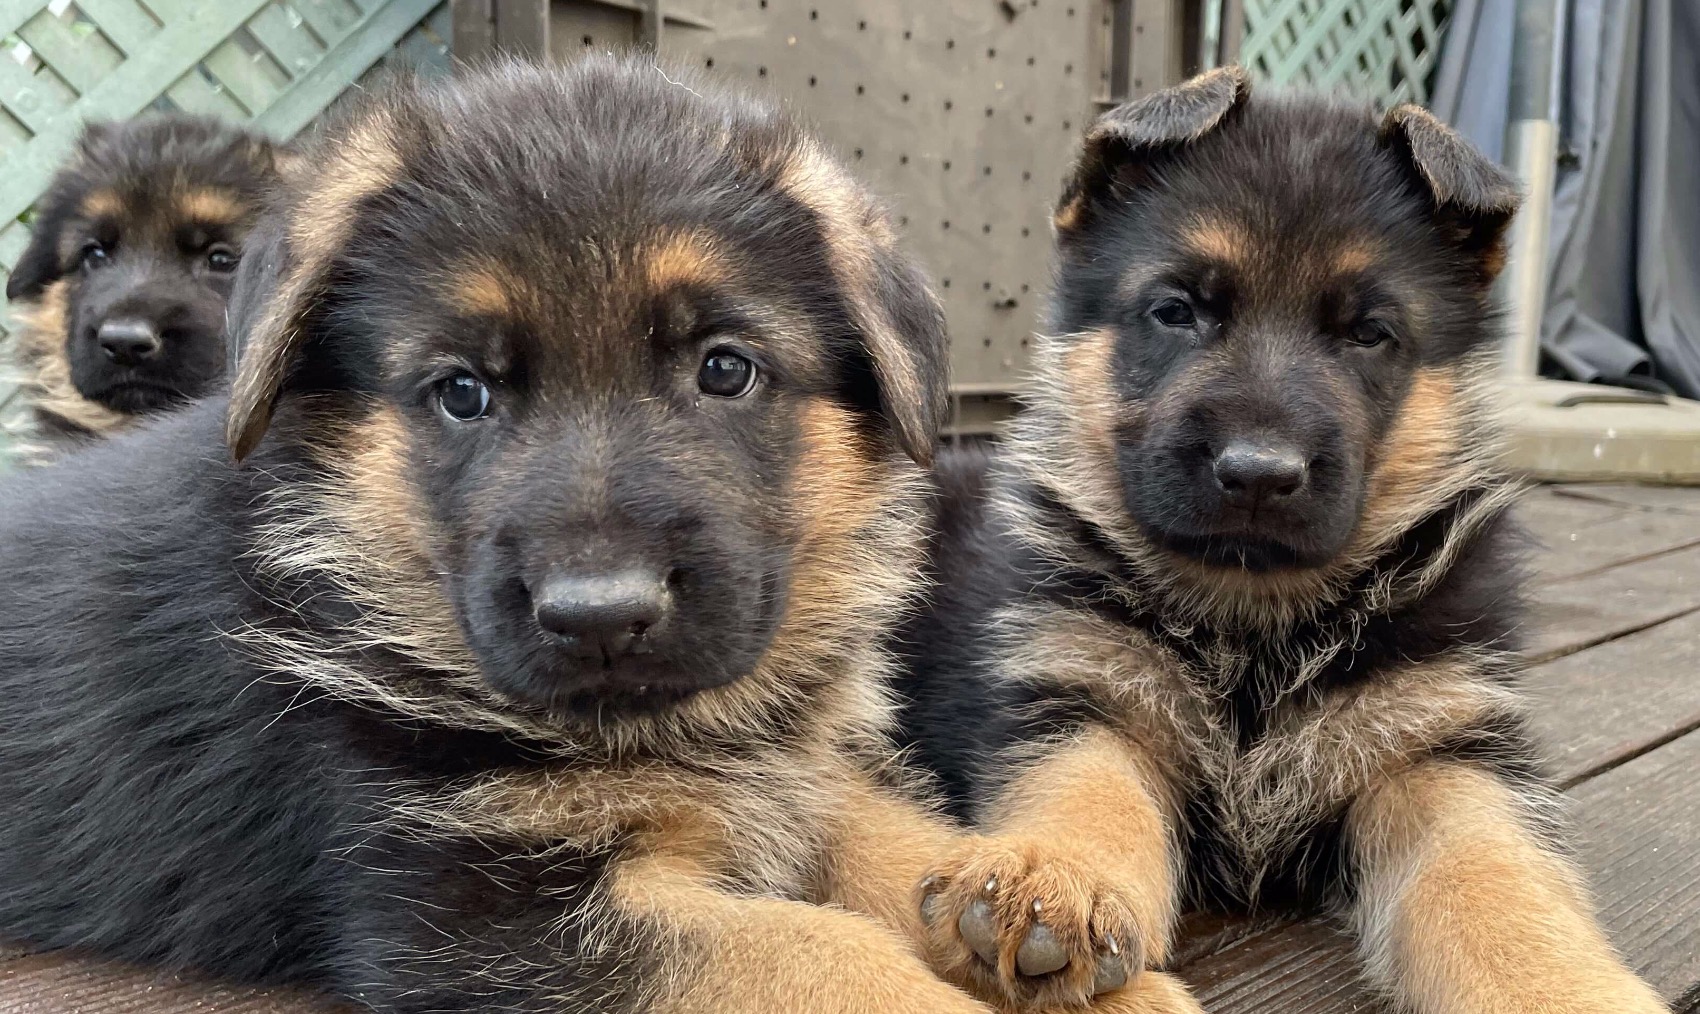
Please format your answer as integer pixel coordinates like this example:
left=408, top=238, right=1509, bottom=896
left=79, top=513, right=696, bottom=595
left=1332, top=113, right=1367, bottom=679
left=4, top=114, right=279, bottom=454
left=0, top=58, right=992, bottom=1014
left=899, top=69, right=1667, bottom=1014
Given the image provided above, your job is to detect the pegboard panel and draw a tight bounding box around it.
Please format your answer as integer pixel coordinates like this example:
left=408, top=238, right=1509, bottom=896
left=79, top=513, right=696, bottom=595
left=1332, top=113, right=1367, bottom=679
left=673, top=1, right=1101, bottom=391
left=1239, top=0, right=1451, bottom=107
left=549, top=0, right=1118, bottom=393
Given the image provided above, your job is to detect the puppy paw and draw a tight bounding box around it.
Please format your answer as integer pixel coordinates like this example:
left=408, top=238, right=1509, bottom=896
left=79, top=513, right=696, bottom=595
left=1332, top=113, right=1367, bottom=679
left=917, top=837, right=1143, bottom=1010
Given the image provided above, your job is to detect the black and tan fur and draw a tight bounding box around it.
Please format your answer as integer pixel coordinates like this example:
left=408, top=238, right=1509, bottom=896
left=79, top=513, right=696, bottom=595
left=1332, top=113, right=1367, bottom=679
left=899, top=69, right=1667, bottom=1014
left=0, top=58, right=989, bottom=1013
left=4, top=114, right=281, bottom=458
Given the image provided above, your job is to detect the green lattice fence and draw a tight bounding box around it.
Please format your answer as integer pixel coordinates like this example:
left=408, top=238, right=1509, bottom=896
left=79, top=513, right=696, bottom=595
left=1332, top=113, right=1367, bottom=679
left=0, top=0, right=450, bottom=462
left=1239, top=0, right=1453, bottom=107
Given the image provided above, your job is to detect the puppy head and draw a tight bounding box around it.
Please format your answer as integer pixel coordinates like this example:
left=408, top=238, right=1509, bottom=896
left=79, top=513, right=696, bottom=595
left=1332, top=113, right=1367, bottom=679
left=7, top=115, right=282, bottom=420
left=227, top=58, right=946, bottom=733
left=1036, top=70, right=1518, bottom=612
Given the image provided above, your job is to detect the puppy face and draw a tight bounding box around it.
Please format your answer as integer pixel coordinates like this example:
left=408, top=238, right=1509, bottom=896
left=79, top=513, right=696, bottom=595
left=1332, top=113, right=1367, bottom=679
left=227, top=58, right=946, bottom=726
left=1047, top=71, right=1517, bottom=575
left=7, top=116, right=280, bottom=420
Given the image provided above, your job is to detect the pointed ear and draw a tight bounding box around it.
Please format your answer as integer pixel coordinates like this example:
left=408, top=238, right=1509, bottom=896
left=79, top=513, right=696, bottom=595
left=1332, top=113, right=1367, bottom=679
left=1380, top=104, right=1522, bottom=284
left=225, top=113, right=406, bottom=462
left=1055, top=65, right=1252, bottom=234
left=6, top=204, right=70, bottom=301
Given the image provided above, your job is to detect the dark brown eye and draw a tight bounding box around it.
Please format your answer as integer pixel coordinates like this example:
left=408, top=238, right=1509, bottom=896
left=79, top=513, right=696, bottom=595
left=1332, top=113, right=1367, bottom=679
left=697, top=348, right=757, bottom=398
left=1152, top=298, right=1196, bottom=328
left=206, top=246, right=239, bottom=273
left=81, top=242, right=110, bottom=269
left=1348, top=320, right=1396, bottom=348
left=437, top=373, right=491, bottom=421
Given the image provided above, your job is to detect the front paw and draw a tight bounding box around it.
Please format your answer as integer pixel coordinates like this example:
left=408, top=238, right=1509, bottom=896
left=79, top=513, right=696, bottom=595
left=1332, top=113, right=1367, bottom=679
left=916, top=837, right=1142, bottom=1010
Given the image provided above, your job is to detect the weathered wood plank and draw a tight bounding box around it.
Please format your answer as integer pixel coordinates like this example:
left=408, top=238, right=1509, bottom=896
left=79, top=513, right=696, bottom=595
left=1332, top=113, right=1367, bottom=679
left=0, top=951, right=339, bottom=1013
left=1524, top=543, right=1700, bottom=661
left=1554, top=483, right=1700, bottom=515
left=1527, top=610, right=1700, bottom=787
left=1185, top=730, right=1700, bottom=1012
left=1519, top=488, right=1700, bottom=580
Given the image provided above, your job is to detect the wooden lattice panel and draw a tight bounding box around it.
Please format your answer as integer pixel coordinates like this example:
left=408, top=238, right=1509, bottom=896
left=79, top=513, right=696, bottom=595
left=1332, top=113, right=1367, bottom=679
left=0, top=0, right=449, bottom=457
left=1240, top=0, right=1451, bottom=108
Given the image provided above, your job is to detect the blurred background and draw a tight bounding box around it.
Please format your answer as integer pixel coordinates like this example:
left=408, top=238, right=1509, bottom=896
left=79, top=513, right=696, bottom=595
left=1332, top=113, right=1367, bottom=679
left=0, top=0, right=1694, bottom=480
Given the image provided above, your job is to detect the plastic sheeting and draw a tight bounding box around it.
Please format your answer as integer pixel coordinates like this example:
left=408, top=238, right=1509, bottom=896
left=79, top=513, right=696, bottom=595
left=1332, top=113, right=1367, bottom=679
left=1431, top=0, right=1700, bottom=398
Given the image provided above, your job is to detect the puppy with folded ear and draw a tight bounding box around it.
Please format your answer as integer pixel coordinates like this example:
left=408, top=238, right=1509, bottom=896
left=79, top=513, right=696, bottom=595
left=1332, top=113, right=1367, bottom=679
left=899, top=68, right=1667, bottom=1014
left=0, top=57, right=987, bottom=1014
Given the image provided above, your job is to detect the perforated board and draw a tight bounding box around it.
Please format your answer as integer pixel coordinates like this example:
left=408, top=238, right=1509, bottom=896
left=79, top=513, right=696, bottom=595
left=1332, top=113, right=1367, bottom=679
left=548, top=0, right=1144, bottom=394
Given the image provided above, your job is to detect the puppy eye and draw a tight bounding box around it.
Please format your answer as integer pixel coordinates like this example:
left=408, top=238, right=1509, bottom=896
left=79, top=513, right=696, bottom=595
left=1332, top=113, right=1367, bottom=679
left=1347, top=320, right=1396, bottom=348
left=437, top=373, right=492, bottom=421
left=697, top=348, right=757, bottom=398
left=206, top=246, right=239, bottom=273
left=80, top=242, right=111, bottom=269
left=1151, top=298, right=1196, bottom=328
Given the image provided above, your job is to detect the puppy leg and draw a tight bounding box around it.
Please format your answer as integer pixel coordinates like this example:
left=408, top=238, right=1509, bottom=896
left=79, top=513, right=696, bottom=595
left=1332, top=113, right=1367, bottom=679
left=1349, top=761, right=1667, bottom=1014
left=918, top=726, right=1188, bottom=1011
left=612, top=849, right=993, bottom=1014
left=817, top=774, right=968, bottom=948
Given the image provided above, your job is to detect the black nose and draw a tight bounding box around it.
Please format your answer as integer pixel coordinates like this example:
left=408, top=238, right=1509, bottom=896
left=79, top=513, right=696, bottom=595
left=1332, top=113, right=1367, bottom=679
left=1213, top=441, right=1308, bottom=506
left=97, top=320, right=163, bottom=366
left=533, top=570, right=672, bottom=661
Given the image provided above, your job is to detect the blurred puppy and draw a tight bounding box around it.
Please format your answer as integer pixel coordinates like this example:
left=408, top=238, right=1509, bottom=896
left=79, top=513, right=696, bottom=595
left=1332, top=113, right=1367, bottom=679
left=5, top=114, right=280, bottom=454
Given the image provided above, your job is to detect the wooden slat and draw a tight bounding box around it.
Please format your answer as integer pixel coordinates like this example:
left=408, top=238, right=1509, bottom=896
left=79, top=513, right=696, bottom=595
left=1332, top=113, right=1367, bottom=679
left=0, top=50, right=79, bottom=135
left=73, top=0, right=162, bottom=56
left=251, top=0, right=441, bottom=139
left=291, top=0, right=365, bottom=47
left=200, top=35, right=288, bottom=114
left=1554, top=484, right=1700, bottom=515
left=247, top=4, right=327, bottom=77
left=17, top=6, right=124, bottom=95
left=162, top=66, right=249, bottom=119
left=1528, top=610, right=1700, bottom=787
left=1524, top=543, right=1700, bottom=661
left=0, top=0, right=55, bottom=43
left=0, top=951, right=340, bottom=1014
left=1517, top=487, right=1700, bottom=580
left=1186, top=730, right=1700, bottom=1012
left=449, top=0, right=495, bottom=63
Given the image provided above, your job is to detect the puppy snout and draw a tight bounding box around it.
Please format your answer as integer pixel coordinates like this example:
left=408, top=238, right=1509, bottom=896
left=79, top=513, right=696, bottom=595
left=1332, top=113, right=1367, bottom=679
left=532, top=569, right=673, bottom=661
left=95, top=319, right=163, bottom=366
left=1212, top=440, right=1309, bottom=507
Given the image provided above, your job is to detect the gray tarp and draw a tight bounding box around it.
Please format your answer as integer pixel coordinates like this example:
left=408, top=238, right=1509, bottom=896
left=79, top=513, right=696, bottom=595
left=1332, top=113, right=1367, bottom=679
left=1431, top=0, right=1700, bottom=398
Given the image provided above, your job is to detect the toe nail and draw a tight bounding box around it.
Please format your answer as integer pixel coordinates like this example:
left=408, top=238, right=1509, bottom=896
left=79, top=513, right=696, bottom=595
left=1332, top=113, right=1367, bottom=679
left=1092, top=949, right=1129, bottom=994
left=920, top=891, right=942, bottom=925
left=1015, top=923, right=1069, bottom=977
left=958, top=899, right=1000, bottom=965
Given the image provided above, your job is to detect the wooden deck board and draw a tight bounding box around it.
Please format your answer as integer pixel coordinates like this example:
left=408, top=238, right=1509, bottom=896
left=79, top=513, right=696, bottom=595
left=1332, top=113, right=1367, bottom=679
left=3, top=483, right=1697, bottom=1011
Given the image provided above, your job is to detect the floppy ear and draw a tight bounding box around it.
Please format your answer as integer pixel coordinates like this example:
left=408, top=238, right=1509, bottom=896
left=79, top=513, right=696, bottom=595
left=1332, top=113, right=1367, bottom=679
left=1055, top=65, right=1251, bottom=235
left=6, top=204, right=70, bottom=302
left=224, top=111, right=407, bottom=462
left=223, top=210, right=322, bottom=463
left=851, top=236, right=949, bottom=468
left=1380, top=104, right=1522, bottom=284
